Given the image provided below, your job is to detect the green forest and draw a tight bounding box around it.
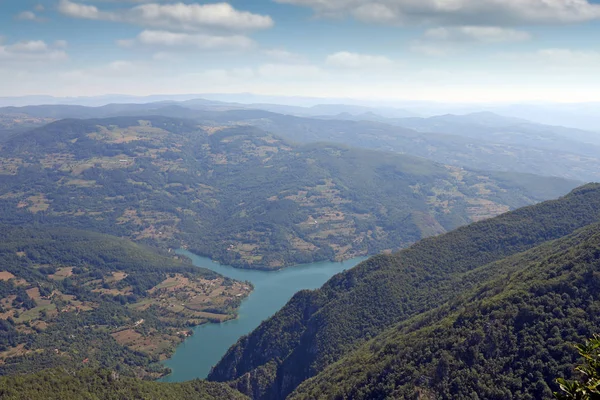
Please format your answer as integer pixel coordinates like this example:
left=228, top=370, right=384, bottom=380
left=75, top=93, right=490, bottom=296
left=208, top=184, right=600, bottom=399
left=0, top=225, right=250, bottom=379
left=2, top=104, right=600, bottom=182
left=290, top=222, right=600, bottom=399
left=0, top=116, right=578, bottom=269
left=0, top=115, right=597, bottom=399
left=0, top=368, right=248, bottom=400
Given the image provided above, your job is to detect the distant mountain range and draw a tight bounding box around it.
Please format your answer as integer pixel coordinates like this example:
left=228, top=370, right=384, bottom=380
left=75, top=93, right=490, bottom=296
left=1, top=94, right=599, bottom=131
left=1, top=102, right=599, bottom=181
left=0, top=97, right=598, bottom=398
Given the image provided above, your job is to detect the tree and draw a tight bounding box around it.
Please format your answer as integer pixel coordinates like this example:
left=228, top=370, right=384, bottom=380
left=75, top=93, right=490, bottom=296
left=555, top=335, right=600, bottom=400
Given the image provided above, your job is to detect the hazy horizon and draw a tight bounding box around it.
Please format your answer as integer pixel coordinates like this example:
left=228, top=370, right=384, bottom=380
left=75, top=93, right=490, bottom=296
left=3, top=0, right=600, bottom=102
left=3, top=91, right=600, bottom=131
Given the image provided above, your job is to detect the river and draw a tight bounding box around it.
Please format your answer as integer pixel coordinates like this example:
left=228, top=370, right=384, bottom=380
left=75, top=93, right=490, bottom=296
left=159, top=250, right=367, bottom=382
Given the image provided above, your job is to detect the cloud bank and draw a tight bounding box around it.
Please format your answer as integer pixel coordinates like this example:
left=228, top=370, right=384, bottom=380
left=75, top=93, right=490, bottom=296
left=274, top=0, right=600, bottom=26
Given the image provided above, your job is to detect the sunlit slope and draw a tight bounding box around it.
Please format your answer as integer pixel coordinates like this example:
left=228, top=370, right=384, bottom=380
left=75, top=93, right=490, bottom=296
left=291, top=220, right=600, bottom=399
left=0, top=116, right=579, bottom=269
left=0, top=224, right=248, bottom=378
left=208, top=184, right=600, bottom=399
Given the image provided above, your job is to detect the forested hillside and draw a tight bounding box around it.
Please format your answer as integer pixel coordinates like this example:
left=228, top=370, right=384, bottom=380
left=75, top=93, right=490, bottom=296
left=246, top=115, right=600, bottom=182
left=0, top=116, right=578, bottom=269
left=0, top=368, right=247, bottom=400
left=0, top=225, right=250, bottom=379
left=208, top=184, right=600, bottom=399
left=291, top=221, right=600, bottom=399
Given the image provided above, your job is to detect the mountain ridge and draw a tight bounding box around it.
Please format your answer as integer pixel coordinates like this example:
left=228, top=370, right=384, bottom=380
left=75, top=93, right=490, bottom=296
left=0, top=116, right=576, bottom=270
left=291, top=219, right=600, bottom=399
left=208, top=183, right=600, bottom=399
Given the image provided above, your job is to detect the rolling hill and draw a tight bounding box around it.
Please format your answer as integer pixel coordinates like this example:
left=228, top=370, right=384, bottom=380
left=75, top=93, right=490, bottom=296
left=290, top=219, right=600, bottom=399
left=0, top=116, right=578, bottom=269
left=386, top=111, right=600, bottom=154
left=0, top=224, right=250, bottom=379
left=2, top=103, right=599, bottom=182
left=208, top=183, right=600, bottom=399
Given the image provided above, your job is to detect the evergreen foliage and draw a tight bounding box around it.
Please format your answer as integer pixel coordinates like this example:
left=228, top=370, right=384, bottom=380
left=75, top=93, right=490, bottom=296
left=209, top=184, right=600, bottom=399
left=555, top=335, right=600, bottom=400
left=0, top=368, right=248, bottom=400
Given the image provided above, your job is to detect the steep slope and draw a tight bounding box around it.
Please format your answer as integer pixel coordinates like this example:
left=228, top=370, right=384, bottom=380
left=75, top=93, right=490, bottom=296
left=0, top=117, right=576, bottom=269
left=208, top=184, right=600, bottom=399
left=0, top=225, right=250, bottom=378
left=0, top=368, right=248, bottom=400
left=291, top=222, right=600, bottom=399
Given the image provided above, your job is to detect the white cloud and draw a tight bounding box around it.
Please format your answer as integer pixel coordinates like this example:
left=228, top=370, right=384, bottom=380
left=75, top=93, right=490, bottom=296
left=61, top=60, right=141, bottom=81
left=425, top=26, right=531, bottom=43
left=497, top=48, right=600, bottom=69
left=176, top=64, right=322, bottom=84
left=326, top=51, right=394, bottom=69
left=132, top=2, right=273, bottom=31
left=58, top=0, right=116, bottom=20
left=192, top=67, right=256, bottom=81
left=352, top=3, right=397, bottom=23
left=274, top=0, right=600, bottom=26
left=16, top=11, right=37, bottom=21
left=35, top=4, right=45, bottom=12
left=411, top=26, right=530, bottom=56
left=8, top=41, right=49, bottom=53
left=257, top=63, right=325, bottom=79
left=79, top=0, right=180, bottom=2
left=410, top=42, right=454, bottom=57
left=152, top=52, right=175, bottom=60
left=118, top=30, right=255, bottom=50
left=0, top=40, right=67, bottom=63
left=107, top=60, right=136, bottom=72
left=262, top=48, right=306, bottom=63
left=59, top=0, right=274, bottom=32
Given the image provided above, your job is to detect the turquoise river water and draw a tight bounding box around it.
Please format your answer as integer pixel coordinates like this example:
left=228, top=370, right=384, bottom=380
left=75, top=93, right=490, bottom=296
left=159, top=250, right=367, bottom=382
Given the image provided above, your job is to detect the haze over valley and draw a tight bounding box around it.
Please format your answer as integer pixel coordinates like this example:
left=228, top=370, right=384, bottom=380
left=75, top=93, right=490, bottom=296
left=1, top=0, right=600, bottom=398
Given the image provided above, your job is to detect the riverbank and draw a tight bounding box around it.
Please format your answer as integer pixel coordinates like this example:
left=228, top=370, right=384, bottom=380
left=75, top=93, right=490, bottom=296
left=159, top=251, right=368, bottom=382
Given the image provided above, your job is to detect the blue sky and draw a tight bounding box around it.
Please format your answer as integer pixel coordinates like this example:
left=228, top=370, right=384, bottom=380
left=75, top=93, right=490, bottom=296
left=2, top=0, right=600, bottom=102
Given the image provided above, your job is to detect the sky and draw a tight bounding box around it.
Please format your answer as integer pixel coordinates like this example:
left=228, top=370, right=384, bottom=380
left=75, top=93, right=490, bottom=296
left=1, top=0, right=600, bottom=102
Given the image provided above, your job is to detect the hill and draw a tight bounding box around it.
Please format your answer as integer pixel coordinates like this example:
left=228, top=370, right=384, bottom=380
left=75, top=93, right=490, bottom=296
left=389, top=112, right=600, bottom=155
left=245, top=115, right=600, bottom=182
left=2, top=104, right=600, bottom=182
left=0, top=116, right=578, bottom=269
left=0, top=225, right=250, bottom=379
left=208, top=183, right=600, bottom=399
left=290, top=220, right=600, bottom=399
left=0, top=368, right=247, bottom=400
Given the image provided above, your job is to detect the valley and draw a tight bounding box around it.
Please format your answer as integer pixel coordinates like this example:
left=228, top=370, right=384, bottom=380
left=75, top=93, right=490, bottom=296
left=208, top=184, right=600, bottom=399
left=3, top=0, right=600, bottom=396
left=0, top=104, right=596, bottom=400
left=0, top=116, right=578, bottom=269
left=3, top=103, right=600, bottom=182
left=160, top=251, right=366, bottom=382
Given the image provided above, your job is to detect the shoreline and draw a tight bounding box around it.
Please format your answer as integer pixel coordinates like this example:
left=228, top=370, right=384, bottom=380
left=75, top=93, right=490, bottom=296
left=157, top=252, right=368, bottom=383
